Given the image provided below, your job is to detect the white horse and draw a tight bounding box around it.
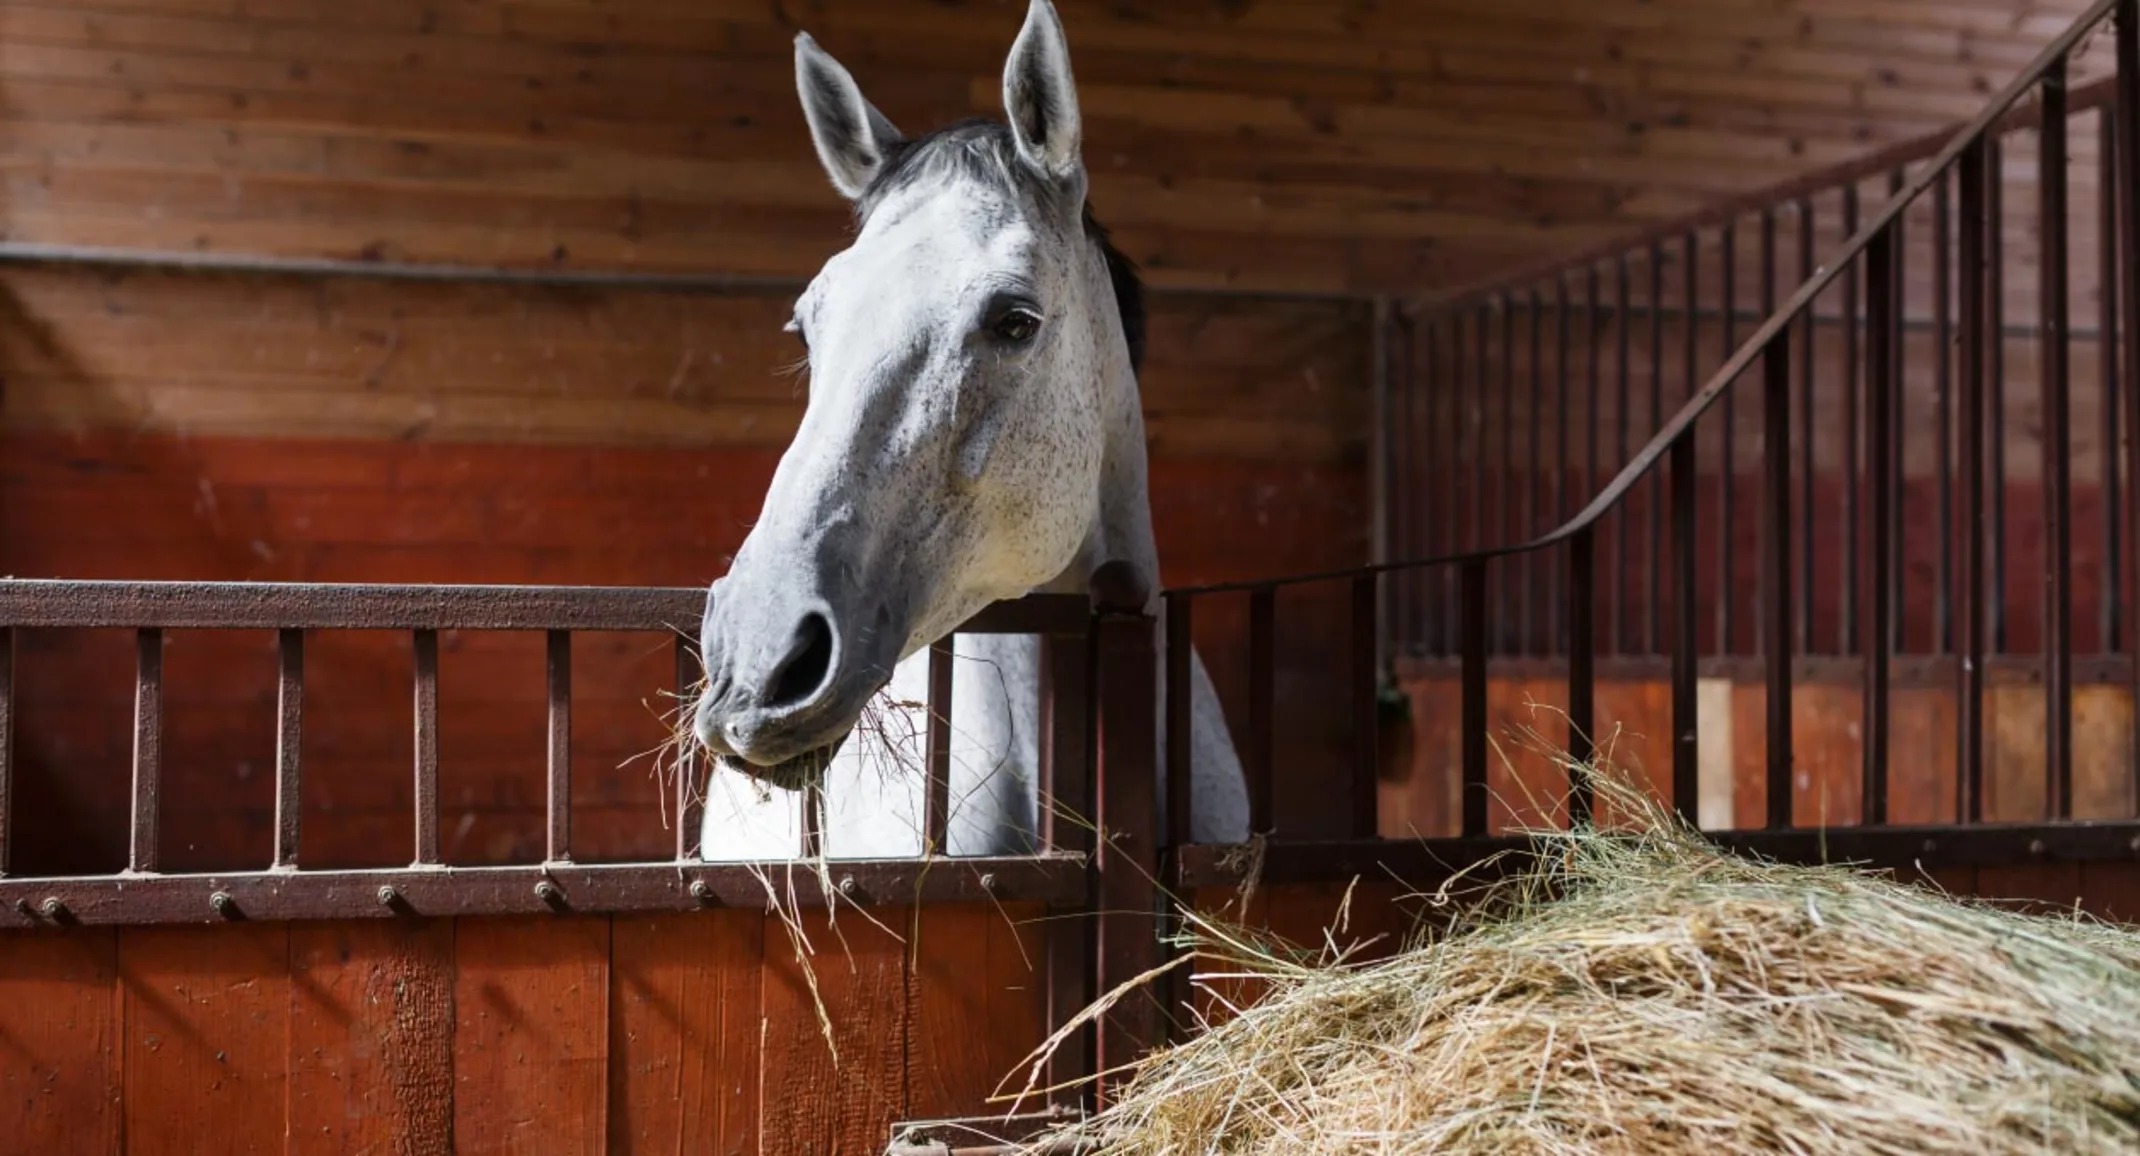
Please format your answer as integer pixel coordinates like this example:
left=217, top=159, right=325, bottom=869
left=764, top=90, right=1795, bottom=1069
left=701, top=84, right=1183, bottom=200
left=690, top=0, right=1249, bottom=862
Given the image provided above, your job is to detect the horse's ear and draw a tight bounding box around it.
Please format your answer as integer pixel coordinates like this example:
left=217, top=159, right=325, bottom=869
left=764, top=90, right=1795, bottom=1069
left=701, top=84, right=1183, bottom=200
left=1002, top=0, right=1083, bottom=187
left=794, top=32, right=902, bottom=201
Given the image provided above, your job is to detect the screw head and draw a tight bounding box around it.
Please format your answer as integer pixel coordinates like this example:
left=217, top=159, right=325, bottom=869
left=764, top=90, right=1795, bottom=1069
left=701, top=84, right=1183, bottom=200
left=1921, top=838, right=1938, bottom=856
left=2028, top=838, right=2047, bottom=857
left=837, top=875, right=857, bottom=896
left=533, top=880, right=561, bottom=903
left=12, top=899, right=30, bottom=917
left=688, top=880, right=712, bottom=901
left=209, top=891, right=236, bottom=916
left=377, top=885, right=399, bottom=906
left=979, top=873, right=998, bottom=892
left=39, top=897, right=63, bottom=918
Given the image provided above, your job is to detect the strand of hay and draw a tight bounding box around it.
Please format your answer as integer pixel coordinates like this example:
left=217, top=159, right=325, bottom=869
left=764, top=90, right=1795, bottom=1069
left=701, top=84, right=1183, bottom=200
left=1031, top=764, right=2140, bottom=1155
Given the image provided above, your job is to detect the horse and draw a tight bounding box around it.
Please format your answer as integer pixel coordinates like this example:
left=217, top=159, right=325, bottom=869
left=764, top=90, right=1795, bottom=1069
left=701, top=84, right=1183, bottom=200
left=689, top=0, right=1249, bottom=862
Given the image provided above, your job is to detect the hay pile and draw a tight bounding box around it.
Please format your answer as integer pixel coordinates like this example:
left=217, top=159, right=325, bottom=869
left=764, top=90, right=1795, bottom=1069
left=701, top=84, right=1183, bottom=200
left=1029, top=772, right=2140, bottom=1155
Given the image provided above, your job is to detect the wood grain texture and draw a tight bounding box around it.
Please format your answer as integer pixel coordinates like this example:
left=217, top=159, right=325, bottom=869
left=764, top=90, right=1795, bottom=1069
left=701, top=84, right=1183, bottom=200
left=905, top=901, right=1049, bottom=1121
left=453, top=916, right=610, bottom=1156
left=0, top=929, right=120, bottom=1156
left=606, top=910, right=763, bottom=1156
left=287, top=919, right=457, bottom=1156
left=118, top=924, right=291, bottom=1156
left=758, top=903, right=908, bottom=1156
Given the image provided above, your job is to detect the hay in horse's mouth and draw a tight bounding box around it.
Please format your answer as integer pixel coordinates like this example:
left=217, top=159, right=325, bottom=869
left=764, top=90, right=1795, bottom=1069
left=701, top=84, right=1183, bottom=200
left=716, top=735, right=845, bottom=793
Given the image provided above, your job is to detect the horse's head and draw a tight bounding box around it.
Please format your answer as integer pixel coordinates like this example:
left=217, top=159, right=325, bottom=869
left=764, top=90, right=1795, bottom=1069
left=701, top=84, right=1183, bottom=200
left=694, top=0, right=1140, bottom=788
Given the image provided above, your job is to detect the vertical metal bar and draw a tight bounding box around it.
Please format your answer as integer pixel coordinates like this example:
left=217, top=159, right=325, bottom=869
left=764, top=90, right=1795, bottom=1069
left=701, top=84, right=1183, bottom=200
left=1758, top=209, right=1778, bottom=655
left=272, top=628, right=304, bottom=870
left=1587, top=266, right=1603, bottom=644
left=1936, top=172, right=1956, bottom=652
left=1475, top=304, right=1490, bottom=556
left=413, top=629, right=439, bottom=865
left=1371, top=298, right=1392, bottom=652
left=1525, top=290, right=1543, bottom=653
left=1681, top=230, right=1699, bottom=656
left=1391, top=307, right=1413, bottom=649
left=2117, top=0, right=2140, bottom=805
left=1865, top=227, right=1898, bottom=827
left=546, top=629, right=572, bottom=863
left=1887, top=167, right=1909, bottom=655
left=1446, top=313, right=1467, bottom=653
left=1501, top=293, right=1517, bottom=652
left=1648, top=241, right=1666, bottom=656
left=926, top=638, right=954, bottom=855
left=1246, top=588, right=1276, bottom=835
left=1842, top=184, right=1862, bottom=655
left=801, top=784, right=825, bottom=859
left=1093, top=611, right=1161, bottom=1085
left=1989, top=135, right=2010, bottom=654
left=0, top=628, right=12, bottom=877
left=1553, top=275, right=1572, bottom=653
left=1797, top=197, right=1816, bottom=654
left=1459, top=561, right=1489, bottom=837
left=1614, top=256, right=1632, bottom=653
left=1764, top=337, right=1795, bottom=830
left=1671, top=429, right=1700, bottom=824
left=1351, top=574, right=1380, bottom=836
left=2041, top=61, right=2074, bottom=819
left=2102, top=104, right=2125, bottom=655
left=1163, top=595, right=1193, bottom=850
left=1567, top=529, right=1597, bottom=826
left=130, top=628, right=163, bottom=873
left=1038, top=628, right=1093, bottom=1106
left=1721, top=223, right=1739, bottom=654
left=674, top=633, right=701, bottom=861
left=1959, top=139, right=1991, bottom=823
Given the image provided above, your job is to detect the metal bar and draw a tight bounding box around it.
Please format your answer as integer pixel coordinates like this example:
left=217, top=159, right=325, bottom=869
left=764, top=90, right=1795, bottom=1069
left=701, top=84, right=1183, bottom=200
left=2118, top=0, right=2140, bottom=807
left=1959, top=139, right=1992, bottom=823
left=0, top=582, right=1090, bottom=636
left=1764, top=337, right=1796, bottom=830
left=1352, top=574, right=1380, bottom=836
left=1174, top=819, right=2140, bottom=891
left=926, top=639, right=955, bottom=855
left=1865, top=226, right=1898, bottom=826
left=1587, top=266, right=1602, bottom=655
left=1989, top=136, right=2010, bottom=653
left=1887, top=168, right=1908, bottom=655
left=1842, top=184, right=1862, bottom=655
left=1648, top=241, right=1666, bottom=655
left=1163, top=595, right=1193, bottom=850
left=130, top=629, right=163, bottom=874
left=413, top=629, right=440, bottom=865
left=1720, top=223, right=1739, bottom=655
left=1671, top=428, right=1700, bottom=824
left=546, top=630, right=572, bottom=863
left=1524, top=290, right=1543, bottom=654
left=1615, top=257, right=1632, bottom=654
left=1936, top=172, right=1956, bottom=652
left=1038, top=629, right=1094, bottom=1107
left=1447, top=312, right=1467, bottom=652
left=0, top=629, right=11, bottom=877
left=1390, top=305, right=1412, bottom=650
left=1459, top=562, right=1489, bottom=836
left=2042, top=60, right=2075, bottom=819
left=1247, top=588, right=1277, bottom=835
left=1681, top=229, right=1700, bottom=658
left=802, top=785, right=825, bottom=860
left=2102, top=103, right=2125, bottom=655
left=4, top=855, right=1090, bottom=928
left=1567, top=529, right=1597, bottom=826
left=1371, top=298, right=1392, bottom=653
left=1758, top=210, right=1778, bottom=656
left=1475, top=304, right=1490, bottom=556
left=674, top=633, right=702, bottom=862
left=1797, top=196, right=1817, bottom=655
left=1501, top=294, right=1517, bottom=652
left=1093, top=611, right=1161, bottom=1086
left=272, top=629, right=304, bottom=870
left=1553, top=276, right=1572, bottom=654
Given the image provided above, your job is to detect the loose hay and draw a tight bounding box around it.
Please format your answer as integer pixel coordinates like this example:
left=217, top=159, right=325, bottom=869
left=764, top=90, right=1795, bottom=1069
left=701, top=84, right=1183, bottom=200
left=1026, top=767, right=2140, bottom=1155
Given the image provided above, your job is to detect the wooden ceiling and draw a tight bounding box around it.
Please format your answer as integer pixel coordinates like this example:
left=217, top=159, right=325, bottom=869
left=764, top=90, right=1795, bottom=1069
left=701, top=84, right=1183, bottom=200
left=0, top=0, right=2113, bottom=296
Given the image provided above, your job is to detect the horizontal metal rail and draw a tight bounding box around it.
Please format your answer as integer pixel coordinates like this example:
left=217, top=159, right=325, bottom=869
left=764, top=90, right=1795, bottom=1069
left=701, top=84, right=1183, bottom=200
left=1, top=855, right=1084, bottom=929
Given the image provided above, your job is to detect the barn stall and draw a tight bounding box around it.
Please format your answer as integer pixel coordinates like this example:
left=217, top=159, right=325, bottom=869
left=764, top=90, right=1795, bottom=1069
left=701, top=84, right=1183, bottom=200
left=1, top=0, right=2138, bottom=1153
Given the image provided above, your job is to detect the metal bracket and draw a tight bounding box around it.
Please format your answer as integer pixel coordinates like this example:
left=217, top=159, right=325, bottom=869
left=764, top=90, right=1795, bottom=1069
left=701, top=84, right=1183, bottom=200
left=883, top=1106, right=1085, bottom=1156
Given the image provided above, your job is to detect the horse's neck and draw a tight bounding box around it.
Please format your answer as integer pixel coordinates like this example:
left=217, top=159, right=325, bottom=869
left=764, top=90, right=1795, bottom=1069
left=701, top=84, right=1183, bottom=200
left=1040, top=241, right=1158, bottom=605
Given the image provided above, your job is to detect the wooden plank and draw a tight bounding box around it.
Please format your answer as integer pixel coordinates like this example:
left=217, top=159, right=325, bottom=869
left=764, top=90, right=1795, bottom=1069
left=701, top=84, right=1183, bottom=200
left=2071, top=683, right=2135, bottom=820
left=0, top=929, right=120, bottom=1156
left=1975, top=864, right=2086, bottom=916
left=1791, top=682, right=1863, bottom=830
left=605, top=910, right=763, bottom=1156
left=287, top=920, right=456, bottom=1156
left=905, top=902, right=1050, bottom=1121
left=118, top=924, right=290, bottom=1156
left=1695, top=676, right=1736, bottom=829
left=1985, top=683, right=2050, bottom=823
left=453, top=916, right=610, bottom=1156
left=1484, top=676, right=1570, bottom=833
left=1385, top=674, right=1460, bottom=839
left=1888, top=683, right=1960, bottom=824
left=759, top=902, right=908, bottom=1156
left=1593, top=677, right=1672, bottom=826
left=2078, top=862, right=2140, bottom=924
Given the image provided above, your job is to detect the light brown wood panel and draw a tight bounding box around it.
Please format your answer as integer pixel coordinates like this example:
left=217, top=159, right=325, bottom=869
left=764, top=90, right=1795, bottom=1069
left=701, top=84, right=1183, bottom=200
left=453, top=916, right=611, bottom=1156
left=0, top=930, right=119, bottom=1156
left=607, top=911, right=763, bottom=1156
left=0, top=0, right=2110, bottom=294
left=287, top=920, right=457, bottom=1156
left=118, top=924, right=292, bottom=1156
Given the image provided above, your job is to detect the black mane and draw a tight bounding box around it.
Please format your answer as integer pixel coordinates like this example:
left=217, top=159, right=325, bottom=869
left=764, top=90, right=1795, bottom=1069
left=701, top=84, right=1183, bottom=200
left=855, top=118, right=1147, bottom=374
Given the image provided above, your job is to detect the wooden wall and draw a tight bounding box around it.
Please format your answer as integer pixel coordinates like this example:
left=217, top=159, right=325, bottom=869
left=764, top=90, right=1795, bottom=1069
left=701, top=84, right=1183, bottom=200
left=0, top=0, right=2111, bottom=295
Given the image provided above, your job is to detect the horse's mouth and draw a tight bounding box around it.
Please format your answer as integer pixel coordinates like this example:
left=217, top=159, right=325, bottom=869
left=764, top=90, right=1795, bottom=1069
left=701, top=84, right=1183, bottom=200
left=715, top=733, right=847, bottom=793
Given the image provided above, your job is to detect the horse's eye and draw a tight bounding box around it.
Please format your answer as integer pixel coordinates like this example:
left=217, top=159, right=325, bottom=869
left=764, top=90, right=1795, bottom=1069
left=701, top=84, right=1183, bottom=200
left=784, top=317, right=808, bottom=352
left=991, top=309, right=1042, bottom=344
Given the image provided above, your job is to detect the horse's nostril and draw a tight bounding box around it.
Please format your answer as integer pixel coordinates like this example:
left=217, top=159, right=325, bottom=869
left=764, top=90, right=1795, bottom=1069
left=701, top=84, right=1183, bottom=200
left=766, top=612, right=836, bottom=710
